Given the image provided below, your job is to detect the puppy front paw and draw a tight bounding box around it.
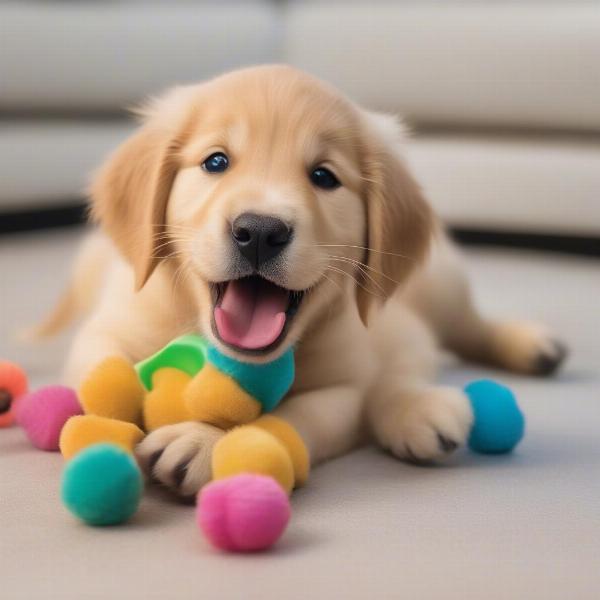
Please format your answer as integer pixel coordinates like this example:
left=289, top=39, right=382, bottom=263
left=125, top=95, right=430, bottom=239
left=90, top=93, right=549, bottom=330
left=136, top=421, right=224, bottom=499
left=378, top=387, right=473, bottom=464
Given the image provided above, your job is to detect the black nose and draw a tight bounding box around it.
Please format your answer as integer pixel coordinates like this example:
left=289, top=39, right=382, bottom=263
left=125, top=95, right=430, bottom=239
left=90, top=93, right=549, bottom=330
left=231, top=213, right=293, bottom=269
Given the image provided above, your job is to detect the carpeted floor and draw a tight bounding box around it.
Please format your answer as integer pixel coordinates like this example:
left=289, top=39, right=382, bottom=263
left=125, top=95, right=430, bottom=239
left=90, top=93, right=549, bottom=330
left=1, top=227, right=599, bottom=599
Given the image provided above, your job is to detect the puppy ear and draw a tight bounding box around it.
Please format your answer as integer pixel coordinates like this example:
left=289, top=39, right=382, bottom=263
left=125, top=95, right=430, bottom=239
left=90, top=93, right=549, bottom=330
left=356, top=112, right=434, bottom=324
left=90, top=91, right=191, bottom=289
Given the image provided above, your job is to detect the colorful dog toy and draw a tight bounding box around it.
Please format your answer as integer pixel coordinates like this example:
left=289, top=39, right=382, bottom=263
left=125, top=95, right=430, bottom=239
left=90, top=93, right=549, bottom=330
left=197, top=473, right=291, bottom=552
left=17, top=386, right=82, bottom=451
left=2, top=345, right=526, bottom=551
left=62, top=443, right=143, bottom=526
left=137, top=335, right=295, bottom=429
left=0, top=361, right=28, bottom=427
left=58, top=335, right=306, bottom=546
left=465, top=379, right=525, bottom=454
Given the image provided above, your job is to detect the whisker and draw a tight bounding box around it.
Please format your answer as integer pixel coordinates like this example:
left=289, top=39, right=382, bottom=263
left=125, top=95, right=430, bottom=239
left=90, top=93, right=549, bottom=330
left=151, top=240, right=176, bottom=253
left=151, top=236, right=194, bottom=254
left=316, top=244, right=412, bottom=260
left=171, top=257, right=193, bottom=298
left=325, top=265, right=384, bottom=300
left=171, top=268, right=195, bottom=330
left=321, top=271, right=344, bottom=295
left=327, top=256, right=387, bottom=294
left=155, top=234, right=194, bottom=243
left=148, top=251, right=186, bottom=260
left=327, top=255, right=402, bottom=287
left=148, top=223, right=199, bottom=232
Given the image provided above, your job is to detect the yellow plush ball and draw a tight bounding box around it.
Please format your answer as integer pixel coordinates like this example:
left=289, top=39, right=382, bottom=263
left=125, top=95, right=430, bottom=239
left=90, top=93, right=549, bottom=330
left=60, top=414, right=144, bottom=460
left=79, top=357, right=145, bottom=426
left=253, top=415, right=310, bottom=487
left=212, top=426, right=295, bottom=494
left=143, top=368, right=192, bottom=432
left=184, top=364, right=261, bottom=429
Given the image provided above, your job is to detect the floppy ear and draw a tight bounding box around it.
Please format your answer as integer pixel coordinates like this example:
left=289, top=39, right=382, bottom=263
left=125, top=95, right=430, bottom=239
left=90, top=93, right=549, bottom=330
left=90, top=104, right=185, bottom=289
left=356, top=112, right=434, bottom=324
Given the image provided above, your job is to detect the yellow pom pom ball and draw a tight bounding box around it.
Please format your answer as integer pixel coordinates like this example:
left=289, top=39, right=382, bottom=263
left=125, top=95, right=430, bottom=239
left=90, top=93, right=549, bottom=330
left=79, top=357, right=145, bottom=426
left=212, top=426, right=295, bottom=494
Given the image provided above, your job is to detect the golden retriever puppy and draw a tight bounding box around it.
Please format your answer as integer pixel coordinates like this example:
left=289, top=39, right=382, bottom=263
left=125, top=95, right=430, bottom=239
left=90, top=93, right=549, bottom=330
left=47, top=65, right=565, bottom=496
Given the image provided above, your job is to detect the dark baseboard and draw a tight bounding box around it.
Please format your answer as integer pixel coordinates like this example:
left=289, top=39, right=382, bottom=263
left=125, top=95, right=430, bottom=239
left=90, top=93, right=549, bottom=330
left=0, top=203, right=88, bottom=235
left=1, top=203, right=598, bottom=258
left=450, top=228, right=600, bottom=257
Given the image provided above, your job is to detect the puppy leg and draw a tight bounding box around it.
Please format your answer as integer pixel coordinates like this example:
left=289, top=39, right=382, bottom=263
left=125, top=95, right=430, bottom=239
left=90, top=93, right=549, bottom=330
left=367, top=301, right=472, bottom=462
left=406, top=237, right=568, bottom=376
left=63, top=319, right=129, bottom=388
left=450, top=317, right=569, bottom=377
left=367, top=377, right=473, bottom=463
left=273, top=386, right=365, bottom=467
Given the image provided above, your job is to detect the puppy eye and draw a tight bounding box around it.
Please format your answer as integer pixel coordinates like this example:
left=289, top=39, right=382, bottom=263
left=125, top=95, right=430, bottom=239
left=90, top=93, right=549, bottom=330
left=202, top=152, right=229, bottom=173
left=310, top=166, right=340, bottom=190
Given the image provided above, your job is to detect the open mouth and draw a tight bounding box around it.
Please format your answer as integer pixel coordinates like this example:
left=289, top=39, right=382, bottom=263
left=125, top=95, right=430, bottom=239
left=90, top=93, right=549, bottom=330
left=210, top=275, right=305, bottom=353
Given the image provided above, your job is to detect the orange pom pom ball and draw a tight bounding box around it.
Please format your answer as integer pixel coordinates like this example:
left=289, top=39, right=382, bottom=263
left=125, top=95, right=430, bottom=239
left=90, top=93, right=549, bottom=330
left=0, top=361, right=29, bottom=427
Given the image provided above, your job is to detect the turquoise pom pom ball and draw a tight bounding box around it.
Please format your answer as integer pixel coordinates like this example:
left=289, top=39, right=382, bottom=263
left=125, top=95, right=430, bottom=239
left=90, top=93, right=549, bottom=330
left=466, top=380, right=525, bottom=454
left=61, top=443, right=143, bottom=526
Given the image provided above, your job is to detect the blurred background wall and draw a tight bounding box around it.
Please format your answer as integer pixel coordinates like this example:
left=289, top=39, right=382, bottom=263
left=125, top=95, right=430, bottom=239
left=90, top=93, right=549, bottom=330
left=1, top=0, right=599, bottom=251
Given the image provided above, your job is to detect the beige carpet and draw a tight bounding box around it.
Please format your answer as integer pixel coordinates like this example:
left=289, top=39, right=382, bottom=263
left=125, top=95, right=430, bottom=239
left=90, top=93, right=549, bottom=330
left=1, top=228, right=599, bottom=599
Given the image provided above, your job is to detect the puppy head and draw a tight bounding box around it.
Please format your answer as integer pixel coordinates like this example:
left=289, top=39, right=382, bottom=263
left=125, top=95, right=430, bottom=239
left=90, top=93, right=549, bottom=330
left=91, top=65, right=432, bottom=361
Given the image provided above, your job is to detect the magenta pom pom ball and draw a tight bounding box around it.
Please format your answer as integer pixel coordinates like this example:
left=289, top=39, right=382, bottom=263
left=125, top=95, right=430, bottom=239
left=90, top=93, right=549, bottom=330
left=197, top=474, right=291, bottom=552
left=17, top=385, right=82, bottom=451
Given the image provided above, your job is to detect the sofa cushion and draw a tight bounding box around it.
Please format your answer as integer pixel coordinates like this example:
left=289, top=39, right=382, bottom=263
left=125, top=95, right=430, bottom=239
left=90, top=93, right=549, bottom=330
left=0, top=1, right=278, bottom=111
left=0, top=120, right=135, bottom=210
left=406, top=133, right=600, bottom=235
left=285, top=2, right=600, bottom=132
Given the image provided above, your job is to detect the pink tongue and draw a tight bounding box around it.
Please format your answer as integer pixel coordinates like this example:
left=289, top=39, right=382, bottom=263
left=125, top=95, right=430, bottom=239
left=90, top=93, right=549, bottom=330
left=214, top=278, right=288, bottom=350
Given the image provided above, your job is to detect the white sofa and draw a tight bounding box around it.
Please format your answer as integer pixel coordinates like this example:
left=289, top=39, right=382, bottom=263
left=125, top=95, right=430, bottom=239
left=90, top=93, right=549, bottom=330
left=2, top=0, right=599, bottom=235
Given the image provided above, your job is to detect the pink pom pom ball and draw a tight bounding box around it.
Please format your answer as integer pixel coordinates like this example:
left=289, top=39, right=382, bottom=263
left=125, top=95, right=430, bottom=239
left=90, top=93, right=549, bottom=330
left=17, top=385, right=82, bottom=451
left=197, top=474, right=291, bottom=552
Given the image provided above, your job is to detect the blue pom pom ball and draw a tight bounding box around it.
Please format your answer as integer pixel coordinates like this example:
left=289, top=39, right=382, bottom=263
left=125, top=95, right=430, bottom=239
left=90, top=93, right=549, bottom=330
left=61, top=443, right=143, bottom=526
left=466, top=379, right=525, bottom=454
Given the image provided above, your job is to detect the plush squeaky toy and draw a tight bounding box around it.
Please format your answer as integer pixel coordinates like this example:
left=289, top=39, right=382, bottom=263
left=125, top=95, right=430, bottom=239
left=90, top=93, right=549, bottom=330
left=59, top=334, right=296, bottom=457
left=137, top=334, right=295, bottom=430
left=59, top=335, right=307, bottom=550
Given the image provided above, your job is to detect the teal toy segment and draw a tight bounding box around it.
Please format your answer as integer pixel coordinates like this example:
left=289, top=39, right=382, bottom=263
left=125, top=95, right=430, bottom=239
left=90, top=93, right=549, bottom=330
left=466, top=379, right=525, bottom=454
left=207, top=345, right=295, bottom=412
left=135, top=334, right=209, bottom=390
left=61, top=443, right=143, bottom=526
